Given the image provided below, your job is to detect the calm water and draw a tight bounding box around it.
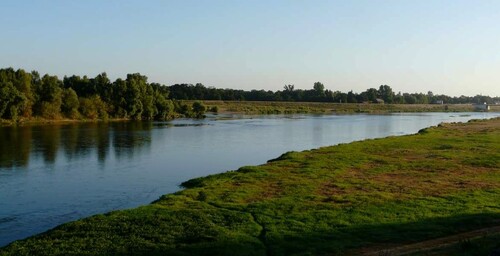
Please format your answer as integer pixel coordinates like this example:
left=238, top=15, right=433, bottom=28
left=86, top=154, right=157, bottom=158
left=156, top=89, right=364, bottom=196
left=0, top=112, right=498, bottom=246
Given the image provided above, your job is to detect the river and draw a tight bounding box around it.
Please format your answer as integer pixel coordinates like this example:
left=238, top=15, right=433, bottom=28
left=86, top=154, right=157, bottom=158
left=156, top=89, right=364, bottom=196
left=0, top=112, right=498, bottom=246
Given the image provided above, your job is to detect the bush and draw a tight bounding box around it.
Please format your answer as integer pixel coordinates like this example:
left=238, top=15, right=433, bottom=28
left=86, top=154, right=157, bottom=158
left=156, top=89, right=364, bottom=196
left=79, top=95, right=108, bottom=120
left=210, top=106, right=219, bottom=113
left=192, top=101, right=206, bottom=118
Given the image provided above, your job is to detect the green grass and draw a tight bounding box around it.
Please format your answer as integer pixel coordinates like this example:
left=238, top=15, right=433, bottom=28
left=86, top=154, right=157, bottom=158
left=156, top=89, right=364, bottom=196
left=1, top=118, right=499, bottom=255
left=196, top=100, right=480, bottom=114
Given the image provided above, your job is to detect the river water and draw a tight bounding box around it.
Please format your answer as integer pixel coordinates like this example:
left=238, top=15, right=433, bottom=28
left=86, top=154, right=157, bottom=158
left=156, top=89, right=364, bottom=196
left=0, top=112, right=498, bottom=246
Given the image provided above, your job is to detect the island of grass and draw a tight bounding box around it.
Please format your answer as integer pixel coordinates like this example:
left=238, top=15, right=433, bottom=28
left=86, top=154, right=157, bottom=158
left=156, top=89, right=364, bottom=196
left=1, top=118, right=499, bottom=255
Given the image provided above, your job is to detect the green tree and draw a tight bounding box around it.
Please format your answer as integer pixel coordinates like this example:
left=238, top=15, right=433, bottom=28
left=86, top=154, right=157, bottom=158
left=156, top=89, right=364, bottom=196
left=403, top=93, right=417, bottom=104
left=192, top=101, right=206, bottom=118
left=125, top=73, right=149, bottom=120
left=347, top=90, right=357, bottom=103
left=362, top=88, right=378, bottom=103
left=61, top=88, right=80, bottom=118
left=110, top=78, right=128, bottom=117
left=38, top=74, right=63, bottom=119
left=152, top=85, right=174, bottom=120
left=13, top=69, right=34, bottom=118
left=0, top=68, right=30, bottom=120
left=313, top=82, right=325, bottom=98
left=0, top=81, right=26, bottom=120
left=93, top=72, right=111, bottom=101
left=79, top=95, right=108, bottom=120
left=378, top=85, right=394, bottom=103
left=284, top=84, right=294, bottom=92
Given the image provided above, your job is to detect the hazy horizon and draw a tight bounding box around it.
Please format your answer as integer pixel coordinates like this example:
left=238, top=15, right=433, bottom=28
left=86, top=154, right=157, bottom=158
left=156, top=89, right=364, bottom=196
left=1, top=0, right=499, bottom=97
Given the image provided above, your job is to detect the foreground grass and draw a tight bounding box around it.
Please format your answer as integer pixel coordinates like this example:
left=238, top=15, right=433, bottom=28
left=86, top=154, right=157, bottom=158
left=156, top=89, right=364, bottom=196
left=1, top=118, right=499, bottom=255
left=198, top=100, right=481, bottom=114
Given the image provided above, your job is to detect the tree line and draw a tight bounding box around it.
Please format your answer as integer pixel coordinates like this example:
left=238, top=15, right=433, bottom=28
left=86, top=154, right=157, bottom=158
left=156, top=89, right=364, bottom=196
left=168, top=82, right=499, bottom=105
left=0, top=68, right=205, bottom=121
left=1, top=67, right=498, bottom=121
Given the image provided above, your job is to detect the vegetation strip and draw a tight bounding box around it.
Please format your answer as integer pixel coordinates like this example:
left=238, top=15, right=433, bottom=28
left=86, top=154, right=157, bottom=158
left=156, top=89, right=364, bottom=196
left=2, top=67, right=499, bottom=125
left=1, top=118, right=499, bottom=255
left=198, top=100, right=500, bottom=114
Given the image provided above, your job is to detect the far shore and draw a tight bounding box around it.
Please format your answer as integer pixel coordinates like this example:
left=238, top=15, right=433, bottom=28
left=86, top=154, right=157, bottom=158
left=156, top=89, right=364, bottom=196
left=188, top=100, right=499, bottom=114
left=2, top=102, right=498, bottom=127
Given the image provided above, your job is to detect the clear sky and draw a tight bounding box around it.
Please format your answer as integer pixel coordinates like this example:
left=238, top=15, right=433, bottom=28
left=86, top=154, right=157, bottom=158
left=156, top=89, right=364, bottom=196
left=1, top=0, right=499, bottom=96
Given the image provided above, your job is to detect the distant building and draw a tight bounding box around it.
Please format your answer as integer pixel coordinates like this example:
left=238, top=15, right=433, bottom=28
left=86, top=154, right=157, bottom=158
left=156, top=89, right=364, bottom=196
left=473, top=103, right=490, bottom=111
left=375, top=98, right=384, bottom=104
left=433, top=100, right=444, bottom=104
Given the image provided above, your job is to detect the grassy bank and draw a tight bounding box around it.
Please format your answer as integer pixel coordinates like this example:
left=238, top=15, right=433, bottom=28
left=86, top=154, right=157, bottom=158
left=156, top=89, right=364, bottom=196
left=3, top=102, right=498, bottom=126
left=197, top=101, right=484, bottom=114
left=1, top=118, right=499, bottom=255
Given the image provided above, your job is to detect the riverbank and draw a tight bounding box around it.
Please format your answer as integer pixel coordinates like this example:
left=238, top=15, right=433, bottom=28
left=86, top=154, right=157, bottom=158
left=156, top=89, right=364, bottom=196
left=1, top=118, right=499, bottom=255
left=197, top=101, right=500, bottom=114
left=2, top=102, right=498, bottom=127
left=0, top=117, right=133, bottom=127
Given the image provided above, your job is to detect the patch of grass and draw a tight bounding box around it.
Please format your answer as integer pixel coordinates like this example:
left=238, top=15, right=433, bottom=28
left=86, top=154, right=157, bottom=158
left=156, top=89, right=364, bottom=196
left=192, top=101, right=479, bottom=114
left=1, top=118, right=499, bottom=255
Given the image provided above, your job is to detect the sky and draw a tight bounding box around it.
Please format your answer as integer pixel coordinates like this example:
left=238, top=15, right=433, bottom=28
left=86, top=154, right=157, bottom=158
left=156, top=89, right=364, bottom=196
left=1, top=0, right=499, bottom=97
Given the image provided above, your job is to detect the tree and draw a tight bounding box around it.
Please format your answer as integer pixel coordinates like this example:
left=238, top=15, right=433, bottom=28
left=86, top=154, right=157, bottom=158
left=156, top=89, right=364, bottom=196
left=79, top=95, right=108, bottom=120
left=403, top=93, right=417, bottom=104
left=39, top=74, right=63, bottom=119
left=13, top=69, right=34, bottom=117
left=313, top=82, right=325, bottom=97
left=125, top=73, right=149, bottom=120
left=61, top=88, right=80, bottom=118
left=378, top=85, right=394, bottom=103
left=427, top=91, right=434, bottom=103
left=347, top=90, right=357, bottom=103
left=154, top=96, right=174, bottom=120
left=110, top=78, right=128, bottom=117
left=394, top=92, right=405, bottom=104
left=332, top=91, right=347, bottom=103
left=361, top=88, right=378, bottom=103
left=284, top=84, right=294, bottom=92
left=0, top=81, right=26, bottom=120
left=0, top=68, right=30, bottom=120
left=93, top=72, right=112, bottom=102
left=192, top=101, right=206, bottom=118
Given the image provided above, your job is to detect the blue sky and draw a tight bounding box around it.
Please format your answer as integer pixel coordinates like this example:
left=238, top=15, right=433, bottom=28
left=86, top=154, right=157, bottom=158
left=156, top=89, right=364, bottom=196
left=1, top=0, right=499, bottom=96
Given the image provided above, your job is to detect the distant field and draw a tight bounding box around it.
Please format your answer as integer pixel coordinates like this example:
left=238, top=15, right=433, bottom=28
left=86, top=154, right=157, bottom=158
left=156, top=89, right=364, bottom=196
left=490, top=104, right=500, bottom=112
left=196, top=100, right=483, bottom=114
left=1, top=118, right=499, bottom=255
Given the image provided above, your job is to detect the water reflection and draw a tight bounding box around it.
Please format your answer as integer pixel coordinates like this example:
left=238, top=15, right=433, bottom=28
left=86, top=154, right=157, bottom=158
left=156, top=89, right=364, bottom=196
left=112, top=122, right=152, bottom=160
left=0, top=122, right=153, bottom=169
left=0, top=126, right=32, bottom=168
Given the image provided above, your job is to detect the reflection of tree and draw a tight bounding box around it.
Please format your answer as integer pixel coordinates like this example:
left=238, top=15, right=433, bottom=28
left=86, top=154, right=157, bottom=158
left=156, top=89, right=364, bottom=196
left=61, top=123, right=82, bottom=160
left=112, top=122, right=152, bottom=160
left=61, top=123, right=110, bottom=164
left=96, top=123, right=110, bottom=164
left=0, top=126, right=32, bottom=168
left=0, top=122, right=152, bottom=170
left=36, top=125, right=61, bottom=164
